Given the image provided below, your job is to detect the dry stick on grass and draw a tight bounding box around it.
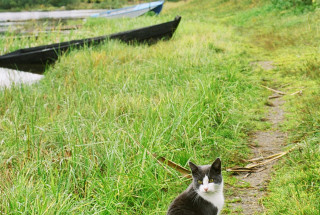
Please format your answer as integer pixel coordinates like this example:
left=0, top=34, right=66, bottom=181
left=268, top=95, right=283, bottom=99
left=243, top=167, right=267, bottom=178
left=260, top=85, right=287, bottom=95
left=246, top=150, right=289, bottom=162
left=227, top=146, right=297, bottom=173
left=157, top=156, right=192, bottom=178
left=269, top=89, right=304, bottom=99
left=290, top=90, right=303, bottom=96
left=227, top=167, right=264, bottom=173
left=245, top=152, right=287, bottom=169
left=123, top=130, right=191, bottom=178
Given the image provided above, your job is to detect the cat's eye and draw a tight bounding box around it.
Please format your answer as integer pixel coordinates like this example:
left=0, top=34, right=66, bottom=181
left=197, top=180, right=203, bottom=184
left=209, top=179, right=214, bottom=183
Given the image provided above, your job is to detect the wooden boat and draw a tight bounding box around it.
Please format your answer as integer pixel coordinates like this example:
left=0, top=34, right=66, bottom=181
left=91, top=1, right=164, bottom=19
left=0, top=16, right=181, bottom=74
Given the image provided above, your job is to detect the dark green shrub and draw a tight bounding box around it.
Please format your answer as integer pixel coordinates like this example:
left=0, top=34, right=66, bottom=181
left=270, top=0, right=319, bottom=14
left=48, top=0, right=79, bottom=7
left=0, top=0, right=18, bottom=9
left=271, top=0, right=314, bottom=9
left=0, top=0, right=80, bottom=9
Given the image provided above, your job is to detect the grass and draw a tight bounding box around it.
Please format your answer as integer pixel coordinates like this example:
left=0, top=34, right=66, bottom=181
left=216, top=0, right=320, bottom=214
left=0, top=2, right=265, bottom=214
left=262, top=58, right=320, bottom=214
left=1, top=0, right=320, bottom=214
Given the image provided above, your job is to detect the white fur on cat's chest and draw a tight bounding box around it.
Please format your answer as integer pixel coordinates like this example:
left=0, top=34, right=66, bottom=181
left=199, top=191, right=224, bottom=215
left=197, top=177, right=224, bottom=214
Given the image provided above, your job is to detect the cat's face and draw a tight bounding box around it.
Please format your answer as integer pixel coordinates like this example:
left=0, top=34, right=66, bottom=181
left=189, top=158, right=223, bottom=195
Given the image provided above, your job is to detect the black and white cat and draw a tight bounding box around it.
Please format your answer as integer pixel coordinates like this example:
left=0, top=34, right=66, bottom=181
left=167, top=158, right=224, bottom=215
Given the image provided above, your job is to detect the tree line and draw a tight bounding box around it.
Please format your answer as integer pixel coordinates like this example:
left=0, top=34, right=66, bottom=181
left=0, top=0, right=76, bottom=9
left=0, top=0, right=127, bottom=10
left=0, top=0, right=317, bottom=10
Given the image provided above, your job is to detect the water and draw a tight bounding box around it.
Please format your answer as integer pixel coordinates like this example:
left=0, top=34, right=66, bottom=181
left=0, top=9, right=105, bottom=34
left=0, top=68, right=44, bottom=89
left=0, top=9, right=105, bottom=21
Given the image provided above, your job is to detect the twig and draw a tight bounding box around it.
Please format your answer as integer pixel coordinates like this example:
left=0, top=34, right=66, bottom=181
left=122, top=129, right=191, bottom=178
left=260, top=85, right=286, bottom=95
left=227, top=146, right=297, bottom=173
left=243, top=173, right=251, bottom=178
left=246, top=146, right=297, bottom=168
left=290, top=90, right=303, bottom=96
left=268, top=95, right=282, bottom=99
left=226, top=167, right=259, bottom=173
left=123, top=130, right=174, bottom=176
left=246, top=151, right=288, bottom=162
left=279, top=83, right=290, bottom=88
left=245, top=157, right=264, bottom=162
left=157, top=156, right=191, bottom=178
left=245, top=152, right=286, bottom=168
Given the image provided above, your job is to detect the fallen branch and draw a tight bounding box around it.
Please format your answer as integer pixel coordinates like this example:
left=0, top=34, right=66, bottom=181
left=122, top=130, right=191, bottom=178
left=157, top=156, right=191, bottom=178
left=246, top=151, right=288, bottom=162
left=227, top=146, right=297, bottom=173
left=245, top=152, right=286, bottom=169
left=268, top=95, right=282, bottom=99
left=290, top=90, right=303, bottom=96
left=226, top=167, right=266, bottom=173
left=260, top=85, right=286, bottom=95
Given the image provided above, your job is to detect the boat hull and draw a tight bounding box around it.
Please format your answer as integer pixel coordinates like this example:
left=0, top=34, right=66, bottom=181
left=0, top=16, right=181, bottom=74
left=91, top=1, right=164, bottom=19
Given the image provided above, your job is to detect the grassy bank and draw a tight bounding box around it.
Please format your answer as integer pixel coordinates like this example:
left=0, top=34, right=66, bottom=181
left=0, top=2, right=265, bottom=214
left=212, top=0, right=320, bottom=214
left=1, top=0, right=319, bottom=214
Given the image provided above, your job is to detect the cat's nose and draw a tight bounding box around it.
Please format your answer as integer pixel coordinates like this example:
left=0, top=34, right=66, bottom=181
left=204, top=187, right=208, bottom=192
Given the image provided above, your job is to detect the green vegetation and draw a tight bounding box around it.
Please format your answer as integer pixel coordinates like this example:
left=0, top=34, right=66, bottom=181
left=0, top=0, right=78, bottom=10
left=214, top=0, right=320, bottom=214
left=0, top=0, right=319, bottom=214
left=0, top=8, right=265, bottom=214
left=272, top=0, right=313, bottom=9
left=0, top=0, right=128, bottom=11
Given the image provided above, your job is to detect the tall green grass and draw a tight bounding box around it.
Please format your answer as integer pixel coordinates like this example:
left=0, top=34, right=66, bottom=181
left=2, top=0, right=319, bottom=214
left=216, top=0, right=320, bottom=214
left=0, top=1, right=265, bottom=213
left=261, top=56, right=320, bottom=214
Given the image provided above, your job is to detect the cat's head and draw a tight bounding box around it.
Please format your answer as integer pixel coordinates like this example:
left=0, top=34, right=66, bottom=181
left=189, top=158, right=223, bottom=195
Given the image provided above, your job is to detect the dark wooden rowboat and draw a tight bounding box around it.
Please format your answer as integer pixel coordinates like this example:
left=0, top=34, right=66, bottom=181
left=0, top=16, right=181, bottom=74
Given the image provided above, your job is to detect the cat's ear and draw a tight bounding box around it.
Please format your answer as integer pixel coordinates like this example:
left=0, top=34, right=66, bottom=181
left=211, top=158, right=221, bottom=173
left=189, top=161, right=199, bottom=173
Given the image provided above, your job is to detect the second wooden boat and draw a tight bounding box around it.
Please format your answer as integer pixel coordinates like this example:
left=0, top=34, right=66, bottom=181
left=91, top=1, right=164, bottom=19
left=0, top=16, right=181, bottom=74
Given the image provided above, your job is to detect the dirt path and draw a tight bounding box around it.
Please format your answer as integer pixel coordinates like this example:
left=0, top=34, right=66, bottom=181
left=227, top=62, right=287, bottom=214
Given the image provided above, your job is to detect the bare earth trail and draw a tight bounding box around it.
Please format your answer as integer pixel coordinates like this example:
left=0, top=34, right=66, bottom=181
left=227, top=62, right=287, bottom=214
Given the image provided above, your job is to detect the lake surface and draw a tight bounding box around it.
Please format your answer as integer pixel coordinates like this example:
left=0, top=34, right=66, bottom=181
left=0, top=9, right=105, bottom=33
left=0, top=9, right=105, bottom=21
